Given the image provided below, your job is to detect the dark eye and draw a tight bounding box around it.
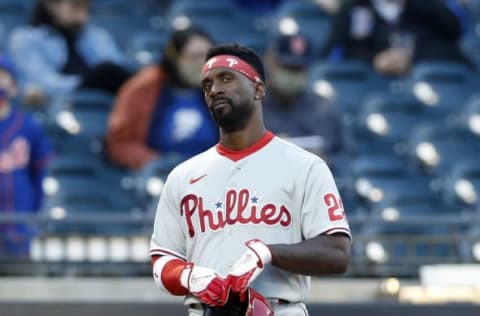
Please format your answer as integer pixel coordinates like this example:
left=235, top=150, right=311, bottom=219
left=203, top=82, right=212, bottom=92
left=223, top=76, right=232, bottom=83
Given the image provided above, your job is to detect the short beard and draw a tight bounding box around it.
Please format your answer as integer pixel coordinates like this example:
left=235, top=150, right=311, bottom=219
left=211, top=99, right=254, bottom=133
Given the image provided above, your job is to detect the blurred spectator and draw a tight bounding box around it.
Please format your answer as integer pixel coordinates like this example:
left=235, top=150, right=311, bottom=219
left=312, top=0, right=343, bottom=15
left=263, top=33, right=356, bottom=173
left=106, top=27, right=217, bottom=171
left=8, top=0, right=132, bottom=105
left=235, top=0, right=285, bottom=14
left=322, top=0, right=473, bottom=76
left=0, top=55, right=54, bottom=257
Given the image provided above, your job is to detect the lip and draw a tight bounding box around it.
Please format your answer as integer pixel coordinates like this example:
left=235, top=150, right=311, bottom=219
left=211, top=99, right=231, bottom=110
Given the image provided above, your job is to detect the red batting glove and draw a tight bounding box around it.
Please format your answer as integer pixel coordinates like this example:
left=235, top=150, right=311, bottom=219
left=180, top=263, right=230, bottom=306
left=226, top=239, right=272, bottom=294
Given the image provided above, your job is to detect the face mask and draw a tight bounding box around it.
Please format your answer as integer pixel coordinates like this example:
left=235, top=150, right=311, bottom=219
left=177, top=60, right=205, bottom=88
left=271, top=67, right=308, bottom=97
left=372, top=0, right=404, bottom=23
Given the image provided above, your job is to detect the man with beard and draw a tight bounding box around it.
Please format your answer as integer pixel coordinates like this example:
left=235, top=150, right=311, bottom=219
left=149, top=44, right=351, bottom=315
left=8, top=0, right=132, bottom=104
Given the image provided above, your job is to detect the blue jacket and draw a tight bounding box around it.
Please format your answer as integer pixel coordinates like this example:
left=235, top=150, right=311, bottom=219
left=8, top=24, right=127, bottom=96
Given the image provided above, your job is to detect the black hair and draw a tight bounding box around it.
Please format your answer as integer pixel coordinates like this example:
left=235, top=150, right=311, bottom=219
left=30, top=0, right=54, bottom=26
left=161, top=26, right=214, bottom=86
left=205, top=44, right=266, bottom=83
left=30, top=0, right=90, bottom=27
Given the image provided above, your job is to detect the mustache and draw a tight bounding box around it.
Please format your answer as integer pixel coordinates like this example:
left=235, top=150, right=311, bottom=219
left=210, top=96, right=232, bottom=107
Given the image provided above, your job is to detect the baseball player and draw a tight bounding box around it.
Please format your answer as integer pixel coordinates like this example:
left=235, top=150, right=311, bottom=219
left=150, top=44, right=351, bottom=316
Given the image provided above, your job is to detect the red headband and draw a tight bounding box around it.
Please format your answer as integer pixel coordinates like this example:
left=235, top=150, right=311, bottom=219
left=201, top=55, right=262, bottom=83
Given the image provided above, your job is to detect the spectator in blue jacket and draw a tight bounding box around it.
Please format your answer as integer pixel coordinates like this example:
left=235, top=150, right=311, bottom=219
left=0, top=54, right=54, bottom=257
left=8, top=0, right=132, bottom=105
left=263, top=33, right=356, bottom=174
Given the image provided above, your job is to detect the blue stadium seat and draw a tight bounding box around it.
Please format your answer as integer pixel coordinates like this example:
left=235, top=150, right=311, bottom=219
left=0, top=1, right=29, bottom=49
left=358, top=219, right=461, bottom=276
left=42, top=164, right=139, bottom=234
left=134, top=155, right=185, bottom=209
left=60, top=89, right=113, bottom=111
left=90, top=14, right=159, bottom=49
left=166, top=1, right=267, bottom=48
left=350, top=155, right=435, bottom=207
left=165, top=0, right=265, bottom=49
left=440, top=159, right=480, bottom=208
left=45, top=90, right=114, bottom=155
left=46, top=153, right=102, bottom=178
left=408, top=124, right=480, bottom=174
left=309, top=61, right=389, bottom=124
left=459, top=222, right=480, bottom=264
left=369, top=195, right=463, bottom=221
left=407, top=62, right=478, bottom=113
left=272, top=0, right=332, bottom=54
left=353, top=128, right=397, bottom=157
left=459, top=93, right=480, bottom=137
left=358, top=93, right=445, bottom=148
left=166, top=0, right=236, bottom=22
left=127, top=30, right=168, bottom=66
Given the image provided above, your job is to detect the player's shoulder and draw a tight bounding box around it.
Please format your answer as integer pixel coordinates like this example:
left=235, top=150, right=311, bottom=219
left=272, top=136, right=326, bottom=166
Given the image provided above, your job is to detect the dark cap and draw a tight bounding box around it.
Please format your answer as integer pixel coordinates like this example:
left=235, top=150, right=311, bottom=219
left=270, top=33, right=313, bottom=68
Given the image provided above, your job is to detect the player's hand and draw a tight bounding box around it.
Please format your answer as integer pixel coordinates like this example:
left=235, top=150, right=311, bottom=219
left=226, top=239, right=272, bottom=293
left=180, top=263, right=230, bottom=306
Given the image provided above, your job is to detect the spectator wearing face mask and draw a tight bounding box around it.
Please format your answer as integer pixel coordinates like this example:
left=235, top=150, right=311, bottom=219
left=0, top=54, right=54, bottom=257
left=106, top=27, right=218, bottom=171
left=8, top=0, right=132, bottom=105
left=322, top=0, right=472, bottom=76
left=263, top=33, right=356, bottom=173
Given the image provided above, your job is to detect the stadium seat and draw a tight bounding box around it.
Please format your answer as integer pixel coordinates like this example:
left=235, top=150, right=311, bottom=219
left=350, top=155, right=435, bottom=207
left=127, top=30, right=168, bottom=66
left=408, top=124, right=480, bottom=174
left=407, top=62, right=478, bottom=113
left=134, top=155, right=184, bottom=209
left=45, top=90, right=114, bottom=154
left=358, top=93, right=445, bottom=148
left=308, top=61, right=389, bottom=124
left=369, top=195, right=464, bottom=222
left=166, top=1, right=264, bottom=48
left=440, top=159, right=480, bottom=207
left=272, top=0, right=332, bottom=54
left=459, top=93, right=480, bottom=137
left=90, top=14, right=159, bottom=49
left=458, top=217, right=480, bottom=263
left=356, top=218, right=462, bottom=277
left=0, top=1, right=29, bottom=49
left=41, top=167, right=139, bottom=235
left=46, top=154, right=101, bottom=178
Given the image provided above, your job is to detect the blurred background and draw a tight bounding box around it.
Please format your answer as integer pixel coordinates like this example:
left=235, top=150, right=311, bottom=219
left=1, top=0, right=480, bottom=315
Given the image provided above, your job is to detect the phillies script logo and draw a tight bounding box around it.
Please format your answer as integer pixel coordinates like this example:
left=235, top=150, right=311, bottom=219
left=180, top=189, right=292, bottom=237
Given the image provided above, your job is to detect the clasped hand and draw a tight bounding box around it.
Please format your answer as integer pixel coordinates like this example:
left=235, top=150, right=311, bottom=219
left=182, top=239, right=272, bottom=307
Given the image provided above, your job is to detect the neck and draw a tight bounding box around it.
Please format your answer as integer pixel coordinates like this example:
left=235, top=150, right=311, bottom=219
left=219, top=108, right=266, bottom=151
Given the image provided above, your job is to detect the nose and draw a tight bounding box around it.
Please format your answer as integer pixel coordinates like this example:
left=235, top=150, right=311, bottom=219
left=208, top=81, right=224, bottom=99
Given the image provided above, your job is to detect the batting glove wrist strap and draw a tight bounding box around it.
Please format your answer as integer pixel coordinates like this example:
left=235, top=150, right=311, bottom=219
left=226, top=239, right=271, bottom=293
left=246, top=239, right=272, bottom=267
left=180, top=263, right=230, bottom=307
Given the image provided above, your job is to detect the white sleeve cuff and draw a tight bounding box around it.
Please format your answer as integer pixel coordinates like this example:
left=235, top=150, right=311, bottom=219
left=152, top=255, right=179, bottom=293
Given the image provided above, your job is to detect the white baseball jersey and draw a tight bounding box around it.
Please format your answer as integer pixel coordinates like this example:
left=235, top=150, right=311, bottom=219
left=150, top=131, right=351, bottom=303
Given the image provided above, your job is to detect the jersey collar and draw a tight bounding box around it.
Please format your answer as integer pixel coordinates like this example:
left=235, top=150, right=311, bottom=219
left=216, top=131, right=275, bottom=162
